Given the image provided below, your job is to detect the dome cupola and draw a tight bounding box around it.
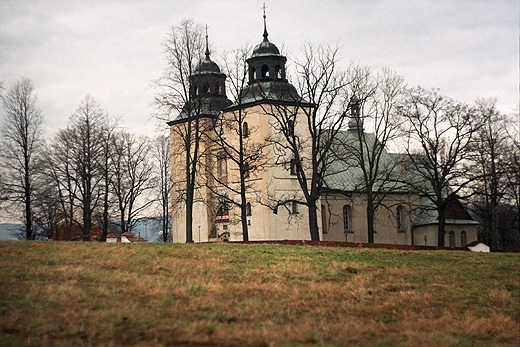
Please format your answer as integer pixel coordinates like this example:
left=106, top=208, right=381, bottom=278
left=169, top=28, right=232, bottom=124
left=251, top=21, right=280, bottom=57
left=246, top=9, right=287, bottom=84
left=195, top=37, right=221, bottom=74
left=230, top=7, right=302, bottom=107
left=189, top=28, right=228, bottom=99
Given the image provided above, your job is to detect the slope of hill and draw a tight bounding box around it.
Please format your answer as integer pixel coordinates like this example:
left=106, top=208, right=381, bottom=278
left=0, top=242, right=518, bottom=346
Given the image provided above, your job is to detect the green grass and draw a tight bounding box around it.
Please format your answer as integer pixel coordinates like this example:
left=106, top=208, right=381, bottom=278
left=0, top=241, right=518, bottom=347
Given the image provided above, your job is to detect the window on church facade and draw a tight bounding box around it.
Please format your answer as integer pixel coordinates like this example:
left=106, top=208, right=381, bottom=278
left=343, top=205, right=352, bottom=232
left=291, top=202, right=298, bottom=214
left=448, top=231, right=455, bottom=247
left=244, top=162, right=250, bottom=179
left=396, top=205, right=404, bottom=232
left=287, top=119, right=294, bottom=136
left=246, top=202, right=252, bottom=216
left=243, top=122, right=249, bottom=138
left=215, top=203, right=229, bottom=222
left=290, top=158, right=297, bottom=175
left=217, top=153, right=227, bottom=182
left=461, top=230, right=467, bottom=248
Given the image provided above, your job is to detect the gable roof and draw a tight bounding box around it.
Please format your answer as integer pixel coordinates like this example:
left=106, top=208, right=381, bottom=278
left=323, top=130, right=408, bottom=193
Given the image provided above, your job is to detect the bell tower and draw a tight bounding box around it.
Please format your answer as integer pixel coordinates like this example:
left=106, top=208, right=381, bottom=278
left=237, top=7, right=301, bottom=105
left=246, top=8, right=287, bottom=84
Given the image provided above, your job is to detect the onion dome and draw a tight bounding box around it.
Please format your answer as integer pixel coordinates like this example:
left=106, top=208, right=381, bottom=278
left=251, top=20, right=280, bottom=57
left=195, top=35, right=221, bottom=73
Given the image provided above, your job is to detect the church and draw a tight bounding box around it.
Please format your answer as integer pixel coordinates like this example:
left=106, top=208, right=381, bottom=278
left=168, top=16, right=478, bottom=247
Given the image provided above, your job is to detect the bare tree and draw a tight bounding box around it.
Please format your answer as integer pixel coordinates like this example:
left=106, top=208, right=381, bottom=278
left=402, top=87, right=483, bottom=247
left=0, top=78, right=45, bottom=240
left=337, top=67, right=407, bottom=243
left=502, top=108, right=520, bottom=249
left=152, top=134, right=172, bottom=242
left=52, top=96, right=106, bottom=241
left=263, top=43, right=351, bottom=240
left=43, top=140, right=76, bottom=239
left=155, top=19, right=206, bottom=243
left=110, top=131, right=155, bottom=234
left=466, top=99, right=513, bottom=250
left=97, top=118, right=119, bottom=241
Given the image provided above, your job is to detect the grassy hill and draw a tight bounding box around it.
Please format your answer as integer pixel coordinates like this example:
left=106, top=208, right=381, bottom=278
left=0, top=242, right=518, bottom=347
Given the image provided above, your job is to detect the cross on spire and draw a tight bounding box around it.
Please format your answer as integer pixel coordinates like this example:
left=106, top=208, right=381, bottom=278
left=262, top=2, right=269, bottom=40
left=205, top=24, right=210, bottom=59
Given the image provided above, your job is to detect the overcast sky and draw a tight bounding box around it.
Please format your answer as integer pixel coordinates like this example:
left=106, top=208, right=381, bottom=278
left=1, top=0, right=518, bottom=137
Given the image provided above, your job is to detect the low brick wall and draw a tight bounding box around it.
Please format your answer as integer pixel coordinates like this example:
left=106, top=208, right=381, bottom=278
left=229, top=239, right=464, bottom=251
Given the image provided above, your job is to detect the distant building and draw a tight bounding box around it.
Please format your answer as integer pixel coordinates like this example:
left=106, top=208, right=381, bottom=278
left=50, top=224, right=103, bottom=242
left=106, top=232, right=147, bottom=243
left=168, top=18, right=478, bottom=246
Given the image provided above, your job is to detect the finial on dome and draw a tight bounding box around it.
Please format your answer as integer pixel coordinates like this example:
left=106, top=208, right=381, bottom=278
left=205, top=24, right=210, bottom=59
left=262, top=2, right=268, bottom=41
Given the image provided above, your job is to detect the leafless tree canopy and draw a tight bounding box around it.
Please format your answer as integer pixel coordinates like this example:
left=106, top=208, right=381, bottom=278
left=262, top=44, right=352, bottom=240
left=401, top=87, right=485, bottom=247
left=0, top=78, right=45, bottom=239
left=110, top=131, right=155, bottom=234
left=152, top=134, right=172, bottom=242
left=335, top=67, right=407, bottom=243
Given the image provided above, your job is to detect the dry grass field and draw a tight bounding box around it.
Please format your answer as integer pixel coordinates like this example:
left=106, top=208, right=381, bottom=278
left=0, top=241, right=518, bottom=347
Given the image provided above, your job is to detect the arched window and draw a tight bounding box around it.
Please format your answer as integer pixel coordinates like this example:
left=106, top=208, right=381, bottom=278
left=290, top=158, right=297, bottom=175
left=217, top=153, right=227, bottom=181
left=244, top=162, right=250, bottom=179
left=216, top=203, right=229, bottom=217
left=461, top=230, right=467, bottom=248
left=261, top=64, right=269, bottom=78
left=251, top=67, right=257, bottom=81
left=291, top=202, right=298, bottom=214
left=287, top=120, right=294, bottom=136
left=343, top=205, right=352, bottom=232
left=246, top=202, right=252, bottom=216
left=448, top=231, right=455, bottom=247
left=242, top=122, right=249, bottom=138
left=396, top=205, right=404, bottom=232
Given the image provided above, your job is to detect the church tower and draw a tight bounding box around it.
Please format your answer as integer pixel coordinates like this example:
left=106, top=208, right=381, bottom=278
left=169, top=29, right=232, bottom=125
left=168, top=31, right=232, bottom=243
left=214, top=10, right=316, bottom=242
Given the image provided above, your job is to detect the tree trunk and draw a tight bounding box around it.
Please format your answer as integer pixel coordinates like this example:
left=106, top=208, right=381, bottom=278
left=367, top=203, right=375, bottom=244
left=240, top=190, right=249, bottom=242
left=437, top=206, right=446, bottom=247
left=83, top=203, right=91, bottom=242
left=308, top=202, right=320, bottom=241
left=240, top=203, right=249, bottom=242
left=185, top=184, right=194, bottom=243
left=25, top=187, right=32, bottom=240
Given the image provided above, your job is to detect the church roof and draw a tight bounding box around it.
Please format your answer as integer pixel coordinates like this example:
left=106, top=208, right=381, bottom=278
left=251, top=35, right=280, bottom=57
left=413, top=197, right=478, bottom=226
left=168, top=96, right=232, bottom=125
left=232, top=81, right=302, bottom=108
left=194, top=31, right=222, bottom=74
left=195, top=56, right=221, bottom=74
left=323, top=130, right=407, bottom=192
